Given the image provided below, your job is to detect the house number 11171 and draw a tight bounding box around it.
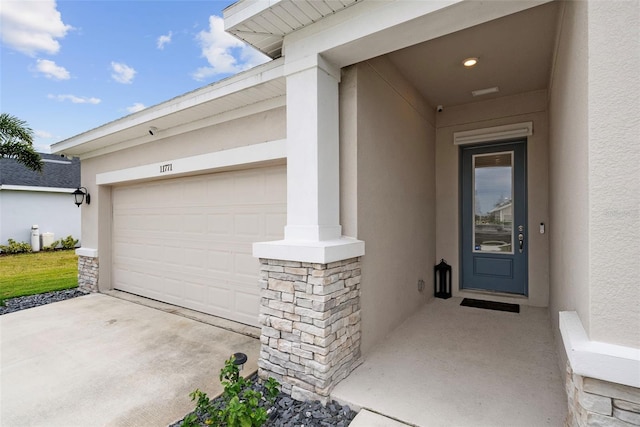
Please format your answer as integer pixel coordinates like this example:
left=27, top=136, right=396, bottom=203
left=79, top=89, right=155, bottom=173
left=160, top=163, right=172, bottom=173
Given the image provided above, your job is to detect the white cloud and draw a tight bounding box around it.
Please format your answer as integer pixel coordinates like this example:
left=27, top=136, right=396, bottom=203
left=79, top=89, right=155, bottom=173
left=34, top=130, right=53, bottom=139
left=48, top=94, right=101, bottom=104
left=192, top=15, right=269, bottom=81
left=35, top=59, right=70, bottom=80
left=157, top=31, right=172, bottom=50
left=34, top=130, right=54, bottom=153
left=111, top=61, right=136, bottom=84
left=0, top=0, right=72, bottom=56
left=34, top=143, right=52, bottom=154
left=126, top=102, right=146, bottom=113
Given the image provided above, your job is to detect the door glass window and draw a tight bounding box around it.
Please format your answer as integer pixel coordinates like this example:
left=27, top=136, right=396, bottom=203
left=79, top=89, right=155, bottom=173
left=472, top=152, right=513, bottom=254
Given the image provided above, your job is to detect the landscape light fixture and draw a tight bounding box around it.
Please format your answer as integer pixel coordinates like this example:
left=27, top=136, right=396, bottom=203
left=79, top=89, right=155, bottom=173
left=233, top=352, right=248, bottom=370
left=72, top=187, right=90, bottom=207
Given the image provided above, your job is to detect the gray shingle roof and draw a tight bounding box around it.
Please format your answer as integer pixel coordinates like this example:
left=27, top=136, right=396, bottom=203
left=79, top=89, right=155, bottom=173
left=0, top=153, right=80, bottom=189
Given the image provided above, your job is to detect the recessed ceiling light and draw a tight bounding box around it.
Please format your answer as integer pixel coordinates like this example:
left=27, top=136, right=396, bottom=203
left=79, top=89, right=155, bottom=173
left=472, top=87, right=499, bottom=97
left=463, top=57, right=478, bottom=67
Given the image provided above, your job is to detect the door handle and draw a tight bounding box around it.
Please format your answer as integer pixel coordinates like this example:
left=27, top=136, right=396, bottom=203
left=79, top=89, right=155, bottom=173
left=518, top=232, right=524, bottom=253
left=518, top=225, right=525, bottom=253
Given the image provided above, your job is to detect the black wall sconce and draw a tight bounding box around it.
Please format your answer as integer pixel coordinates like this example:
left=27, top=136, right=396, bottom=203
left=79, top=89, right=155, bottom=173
left=72, top=187, right=90, bottom=207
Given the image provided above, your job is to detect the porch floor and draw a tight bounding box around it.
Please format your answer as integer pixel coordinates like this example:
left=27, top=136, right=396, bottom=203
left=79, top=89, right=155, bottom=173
left=332, top=297, right=567, bottom=426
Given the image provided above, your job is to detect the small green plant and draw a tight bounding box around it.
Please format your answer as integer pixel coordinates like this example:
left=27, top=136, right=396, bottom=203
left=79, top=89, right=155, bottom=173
left=59, top=235, right=79, bottom=250
left=42, top=240, right=58, bottom=251
left=40, top=235, right=78, bottom=251
left=183, top=356, right=280, bottom=427
left=0, top=239, right=32, bottom=254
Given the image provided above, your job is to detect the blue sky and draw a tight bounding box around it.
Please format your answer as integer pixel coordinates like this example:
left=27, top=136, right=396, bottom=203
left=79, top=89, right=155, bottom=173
left=0, top=0, right=270, bottom=153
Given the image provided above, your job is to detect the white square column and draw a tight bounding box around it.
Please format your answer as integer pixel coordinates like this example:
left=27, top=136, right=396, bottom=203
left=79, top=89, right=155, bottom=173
left=253, top=55, right=364, bottom=264
left=284, top=57, right=342, bottom=242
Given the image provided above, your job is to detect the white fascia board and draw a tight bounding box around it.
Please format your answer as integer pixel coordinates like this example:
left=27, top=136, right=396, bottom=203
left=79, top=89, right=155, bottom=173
left=51, top=58, right=285, bottom=155
left=96, top=139, right=286, bottom=186
left=76, top=247, right=98, bottom=258
left=253, top=237, right=365, bottom=264
left=0, top=185, right=75, bottom=193
left=560, top=311, right=640, bottom=388
left=42, top=158, right=72, bottom=165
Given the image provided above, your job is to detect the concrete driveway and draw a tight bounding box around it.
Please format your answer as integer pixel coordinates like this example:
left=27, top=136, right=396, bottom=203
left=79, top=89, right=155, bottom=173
left=0, top=293, right=260, bottom=427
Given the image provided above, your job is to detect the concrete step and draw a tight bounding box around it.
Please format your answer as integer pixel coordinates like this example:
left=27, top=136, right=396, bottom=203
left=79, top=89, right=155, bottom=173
left=349, top=409, right=414, bottom=427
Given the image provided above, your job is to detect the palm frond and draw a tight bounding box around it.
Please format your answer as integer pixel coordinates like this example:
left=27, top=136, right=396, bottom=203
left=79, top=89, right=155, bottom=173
left=0, top=113, right=43, bottom=173
left=0, top=113, right=34, bottom=145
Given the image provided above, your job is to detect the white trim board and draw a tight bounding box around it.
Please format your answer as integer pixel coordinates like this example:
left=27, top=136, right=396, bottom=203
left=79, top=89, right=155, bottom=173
left=454, top=122, right=533, bottom=145
left=0, top=185, right=76, bottom=194
left=560, top=311, right=640, bottom=388
left=76, top=247, right=98, bottom=258
left=253, top=237, right=365, bottom=265
left=96, top=139, right=286, bottom=186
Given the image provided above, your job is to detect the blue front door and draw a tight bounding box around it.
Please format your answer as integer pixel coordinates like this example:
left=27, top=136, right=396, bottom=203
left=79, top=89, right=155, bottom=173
left=461, top=141, right=528, bottom=295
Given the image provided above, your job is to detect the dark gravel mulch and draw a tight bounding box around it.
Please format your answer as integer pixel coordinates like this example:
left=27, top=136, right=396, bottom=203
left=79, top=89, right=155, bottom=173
left=263, top=397, right=356, bottom=427
left=0, top=288, right=88, bottom=315
left=170, top=374, right=358, bottom=427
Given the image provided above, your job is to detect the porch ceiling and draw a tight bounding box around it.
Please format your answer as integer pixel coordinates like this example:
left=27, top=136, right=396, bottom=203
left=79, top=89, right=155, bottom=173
left=385, top=1, right=561, bottom=108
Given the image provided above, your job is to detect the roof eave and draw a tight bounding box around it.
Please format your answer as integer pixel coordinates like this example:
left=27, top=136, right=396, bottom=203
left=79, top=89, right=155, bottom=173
left=51, top=58, right=285, bottom=157
left=224, top=0, right=360, bottom=59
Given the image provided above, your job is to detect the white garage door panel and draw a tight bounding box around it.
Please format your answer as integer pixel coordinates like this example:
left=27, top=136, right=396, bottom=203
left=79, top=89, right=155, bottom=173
left=112, top=165, right=286, bottom=327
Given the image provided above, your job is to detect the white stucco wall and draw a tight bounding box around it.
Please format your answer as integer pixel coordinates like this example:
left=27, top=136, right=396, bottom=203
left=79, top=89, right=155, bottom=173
left=0, top=190, right=81, bottom=247
left=548, top=1, right=591, bottom=347
left=435, top=90, right=550, bottom=307
left=586, top=1, right=639, bottom=348
left=339, top=66, right=358, bottom=239
left=549, top=1, right=640, bottom=350
left=341, top=58, right=436, bottom=355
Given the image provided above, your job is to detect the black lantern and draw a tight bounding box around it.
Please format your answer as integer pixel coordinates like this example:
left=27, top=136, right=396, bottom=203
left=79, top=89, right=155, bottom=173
left=72, top=187, right=90, bottom=207
left=434, top=258, right=452, bottom=299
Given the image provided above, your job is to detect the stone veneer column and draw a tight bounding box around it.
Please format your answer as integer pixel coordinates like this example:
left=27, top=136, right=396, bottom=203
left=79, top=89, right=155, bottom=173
left=78, top=255, right=99, bottom=293
left=257, top=257, right=362, bottom=403
left=565, top=362, right=640, bottom=426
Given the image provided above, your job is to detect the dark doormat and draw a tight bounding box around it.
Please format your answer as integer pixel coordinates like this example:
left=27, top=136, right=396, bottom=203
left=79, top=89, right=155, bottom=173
left=460, top=298, right=520, bottom=313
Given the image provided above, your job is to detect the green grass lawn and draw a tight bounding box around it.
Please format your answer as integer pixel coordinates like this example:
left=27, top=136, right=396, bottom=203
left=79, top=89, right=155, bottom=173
left=0, top=250, right=78, bottom=304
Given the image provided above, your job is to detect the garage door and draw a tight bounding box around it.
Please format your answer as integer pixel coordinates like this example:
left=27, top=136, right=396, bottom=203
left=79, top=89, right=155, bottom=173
left=112, top=165, right=286, bottom=326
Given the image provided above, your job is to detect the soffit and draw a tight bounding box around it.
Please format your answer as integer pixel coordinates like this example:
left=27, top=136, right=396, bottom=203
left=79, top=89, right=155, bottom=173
left=224, top=0, right=360, bottom=58
left=51, top=59, right=285, bottom=158
left=385, top=1, right=560, bottom=108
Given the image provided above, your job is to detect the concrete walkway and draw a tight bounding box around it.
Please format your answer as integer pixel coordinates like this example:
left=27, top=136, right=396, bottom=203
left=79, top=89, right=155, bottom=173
left=333, top=297, right=567, bottom=426
left=0, top=294, right=259, bottom=427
